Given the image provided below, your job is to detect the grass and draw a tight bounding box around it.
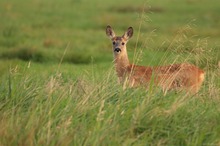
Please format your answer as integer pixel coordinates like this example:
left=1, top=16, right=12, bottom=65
left=0, top=0, right=220, bottom=145
left=0, top=64, right=219, bottom=145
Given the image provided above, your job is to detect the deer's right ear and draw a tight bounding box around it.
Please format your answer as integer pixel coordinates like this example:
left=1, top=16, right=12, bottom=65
left=106, top=25, right=115, bottom=39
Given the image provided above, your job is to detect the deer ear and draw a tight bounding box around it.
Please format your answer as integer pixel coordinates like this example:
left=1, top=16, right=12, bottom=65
left=106, top=25, right=115, bottom=39
left=123, top=27, right=133, bottom=40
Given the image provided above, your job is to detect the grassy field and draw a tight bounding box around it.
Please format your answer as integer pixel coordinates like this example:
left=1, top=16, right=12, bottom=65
left=0, top=0, right=220, bottom=145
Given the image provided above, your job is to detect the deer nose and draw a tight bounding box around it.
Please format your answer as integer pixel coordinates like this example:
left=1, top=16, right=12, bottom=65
left=114, top=48, right=121, bottom=53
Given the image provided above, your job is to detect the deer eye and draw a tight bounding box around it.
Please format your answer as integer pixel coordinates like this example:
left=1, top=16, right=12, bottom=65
left=122, top=42, right=125, bottom=45
left=113, top=41, right=116, bottom=45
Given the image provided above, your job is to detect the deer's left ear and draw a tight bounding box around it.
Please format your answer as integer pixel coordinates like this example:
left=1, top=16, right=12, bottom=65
left=122, top=27, right=133, bottom=40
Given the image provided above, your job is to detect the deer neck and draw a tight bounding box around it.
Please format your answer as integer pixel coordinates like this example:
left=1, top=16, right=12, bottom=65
left=114, top=51, right=130, bottom=77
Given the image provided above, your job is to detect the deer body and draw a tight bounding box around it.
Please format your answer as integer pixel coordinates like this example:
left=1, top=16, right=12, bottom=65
left=106, top=25, right=205, bottom=94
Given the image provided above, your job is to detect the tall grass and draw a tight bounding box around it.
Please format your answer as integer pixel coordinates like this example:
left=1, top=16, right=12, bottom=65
left=0, top=58, right=219, bottom=146
left=1, top=81, right=220, bottom=145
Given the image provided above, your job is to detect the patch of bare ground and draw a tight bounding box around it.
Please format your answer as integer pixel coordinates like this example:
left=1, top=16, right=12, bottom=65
left=109, top=6, right=164, bottom=13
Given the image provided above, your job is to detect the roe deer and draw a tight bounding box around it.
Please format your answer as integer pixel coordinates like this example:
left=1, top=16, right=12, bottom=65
left=106, top=25, right=205, bottom=94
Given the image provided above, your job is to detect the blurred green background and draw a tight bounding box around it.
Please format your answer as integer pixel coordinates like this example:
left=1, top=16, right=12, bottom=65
left=0, top=0, right=219, bottom=76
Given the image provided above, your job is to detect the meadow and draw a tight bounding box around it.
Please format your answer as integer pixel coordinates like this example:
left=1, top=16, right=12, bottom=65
left=0, top=0, right=220, bottom=145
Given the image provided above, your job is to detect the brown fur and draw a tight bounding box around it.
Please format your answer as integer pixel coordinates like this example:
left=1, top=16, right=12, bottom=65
left=106, top=25, right=205, bottom=94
